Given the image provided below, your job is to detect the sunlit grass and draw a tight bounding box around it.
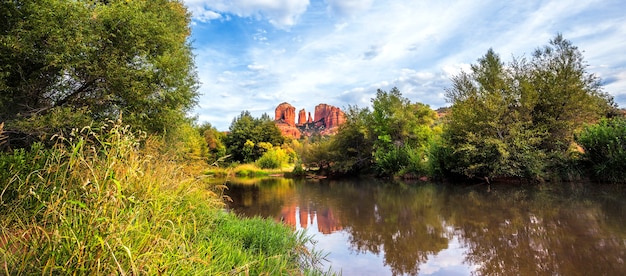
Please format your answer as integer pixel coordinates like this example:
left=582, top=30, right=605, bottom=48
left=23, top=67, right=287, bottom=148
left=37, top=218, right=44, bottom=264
left=205, top=163, right=295, bottom=178
left=0, top=121, right=327, bottom=275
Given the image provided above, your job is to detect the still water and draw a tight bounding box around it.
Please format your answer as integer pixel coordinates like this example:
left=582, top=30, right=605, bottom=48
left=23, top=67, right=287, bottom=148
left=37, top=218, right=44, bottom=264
left=224, top=177, right=626, bottom=275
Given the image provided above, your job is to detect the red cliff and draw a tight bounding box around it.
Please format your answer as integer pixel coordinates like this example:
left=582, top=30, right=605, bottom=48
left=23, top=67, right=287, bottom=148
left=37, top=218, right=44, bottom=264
left=314, top=103, right=346, bottom=130
left=274, top=102, right=345, bottom=138
left=275, top=103, right=300, bottom=139
left=298, top=109, right=307, bottom=125
left=275, top=102, right=296, bottom=126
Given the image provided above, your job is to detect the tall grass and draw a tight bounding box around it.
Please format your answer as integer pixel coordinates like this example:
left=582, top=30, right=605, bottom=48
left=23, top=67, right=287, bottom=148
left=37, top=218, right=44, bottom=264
left=0, top=121, right=326, bottom=274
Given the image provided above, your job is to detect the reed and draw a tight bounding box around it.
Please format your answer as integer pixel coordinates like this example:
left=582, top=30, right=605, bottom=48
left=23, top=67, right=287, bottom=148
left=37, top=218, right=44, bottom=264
left=0, top=121, right=326, bottom=275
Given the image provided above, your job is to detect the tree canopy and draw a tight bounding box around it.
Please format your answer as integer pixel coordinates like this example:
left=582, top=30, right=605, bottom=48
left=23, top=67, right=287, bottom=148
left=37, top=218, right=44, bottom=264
left=440, top=34, right=615, bottom=181
left=224, top=111, right=285, bottom=163
left=1, top=0, right=197, bottom=137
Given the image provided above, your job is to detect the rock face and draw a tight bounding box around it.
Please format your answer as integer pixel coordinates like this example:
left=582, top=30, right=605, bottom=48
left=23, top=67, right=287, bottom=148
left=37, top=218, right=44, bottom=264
left=274, top=102, right=345, bottom=138
left=275, top=102, right=296, bottom=126
left=314, top=104, right=345, bottom=130
left=274, top=103, right=300, bottom=138
left=298, top=109, right=307, bottom=125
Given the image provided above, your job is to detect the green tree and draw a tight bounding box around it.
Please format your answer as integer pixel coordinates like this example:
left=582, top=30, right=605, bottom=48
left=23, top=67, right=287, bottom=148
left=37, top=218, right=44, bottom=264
left=329, top=105, right=375, bottom=174
left=441, top=35, right=614, bottom=182
left=224, top=111, right=285, bottom=163
left=529, top=34, right=614, bottom=152
left=370, top=88, right=437, bottom=176
left=1, top=0, right=197, bottom=138
left=443, top=49, right=544, bottom=181
left=197, top=122, right=227, bottom=165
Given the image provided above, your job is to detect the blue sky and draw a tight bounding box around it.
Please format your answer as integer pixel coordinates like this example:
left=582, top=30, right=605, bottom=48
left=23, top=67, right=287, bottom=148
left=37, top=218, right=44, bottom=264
left=182, top=0, right=626, bottom=130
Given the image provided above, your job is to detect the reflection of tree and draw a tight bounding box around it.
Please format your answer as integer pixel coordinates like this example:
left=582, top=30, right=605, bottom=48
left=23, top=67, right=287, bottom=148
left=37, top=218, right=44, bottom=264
left=226, top=178, right=626, bottom=275
left=321, top=180, right=450, bottom=276
left=227, top=178, right=452, bottom=275
left=446, top=186, right=626, bottom=275
left=226, top=177, right=297, bottom=219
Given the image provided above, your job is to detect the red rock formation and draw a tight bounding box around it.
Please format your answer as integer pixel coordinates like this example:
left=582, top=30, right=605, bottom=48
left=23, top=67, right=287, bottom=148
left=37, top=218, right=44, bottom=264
left=314, top=104, right=345, bottom=129
left=274, top=102, right=345, bottom=138
left=298, top=109, right=307, bottom=125
left=275, top=102, right=296, bottom=126
left=276, top=124, right=301, bottom=139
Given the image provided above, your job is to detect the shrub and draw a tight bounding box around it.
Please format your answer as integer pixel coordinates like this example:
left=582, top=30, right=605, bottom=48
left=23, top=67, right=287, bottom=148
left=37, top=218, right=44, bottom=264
left=256, top=147, right=289, bottom=169
left=576, top=118, right=626, bottom=183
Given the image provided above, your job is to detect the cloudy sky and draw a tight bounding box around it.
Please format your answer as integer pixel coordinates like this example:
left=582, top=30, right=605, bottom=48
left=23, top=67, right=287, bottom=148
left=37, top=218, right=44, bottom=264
left=183, top=0, right=626, bottom=130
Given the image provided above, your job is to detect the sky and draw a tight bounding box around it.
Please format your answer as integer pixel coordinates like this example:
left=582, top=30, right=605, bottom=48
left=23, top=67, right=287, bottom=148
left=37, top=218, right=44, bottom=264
left=182, top=0, right=626, bottom=131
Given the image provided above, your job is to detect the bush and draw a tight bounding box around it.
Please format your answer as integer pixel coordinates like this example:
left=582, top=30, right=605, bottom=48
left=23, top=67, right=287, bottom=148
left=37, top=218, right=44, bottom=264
left=256, top=147, right=289, bottom=169
left=576, top=118, right=626, bottom=183
left=374, top=145, right=429, bottom=177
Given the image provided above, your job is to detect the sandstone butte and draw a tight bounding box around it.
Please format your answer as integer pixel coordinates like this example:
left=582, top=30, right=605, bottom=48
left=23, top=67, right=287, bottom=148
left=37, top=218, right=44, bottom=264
left=274, top=102, right=346, bottom=139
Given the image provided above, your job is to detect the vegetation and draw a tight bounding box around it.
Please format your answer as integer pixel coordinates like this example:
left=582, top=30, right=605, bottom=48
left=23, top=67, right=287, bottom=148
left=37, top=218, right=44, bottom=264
left=1, top=0, right=197, bottom=138
left=0, top=122, right=324, bottom=274
left=224, top=111, right=285, bottom=163
left=435, top=34, right=615, bottom=183
left=576, top=118, right=626, bottom=183
left=0, top=1, right=326, bottom=274
left=298, top=89, right=438, bottom=177
left=295, top=34, right=622, bottom=185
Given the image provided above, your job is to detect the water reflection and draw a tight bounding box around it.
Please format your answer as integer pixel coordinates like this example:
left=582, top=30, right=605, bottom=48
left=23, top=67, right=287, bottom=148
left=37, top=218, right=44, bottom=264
left=224, top=177, right=626, bottom=275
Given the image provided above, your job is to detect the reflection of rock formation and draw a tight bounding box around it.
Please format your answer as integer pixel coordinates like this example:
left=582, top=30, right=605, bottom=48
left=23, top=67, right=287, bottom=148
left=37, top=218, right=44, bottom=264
left=279, top=203, right=342, bottom=234
left=274, top=102, right=345, bottom=139
left=316, top=208, right=342, bottom=234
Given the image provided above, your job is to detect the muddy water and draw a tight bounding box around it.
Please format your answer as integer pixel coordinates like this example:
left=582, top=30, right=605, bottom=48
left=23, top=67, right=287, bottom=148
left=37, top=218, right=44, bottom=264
left=224, top=177, right=626, bottom=275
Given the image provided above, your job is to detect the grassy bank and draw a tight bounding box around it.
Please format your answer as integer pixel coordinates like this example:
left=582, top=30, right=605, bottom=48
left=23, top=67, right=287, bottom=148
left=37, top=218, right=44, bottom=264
left=205, top=163, right=295, bottom=178
left=0, top=122, right=325, bottom=274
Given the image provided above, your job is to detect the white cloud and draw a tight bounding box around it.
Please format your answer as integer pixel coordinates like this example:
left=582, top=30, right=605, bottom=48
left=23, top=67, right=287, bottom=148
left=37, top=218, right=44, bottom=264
left=183, top=0, right=310, bottom=28
left=326, top=0, right=374, bottom=17
left=247, top=63, right=268, bottom=71
left=188, top=0, right=626, bottom=130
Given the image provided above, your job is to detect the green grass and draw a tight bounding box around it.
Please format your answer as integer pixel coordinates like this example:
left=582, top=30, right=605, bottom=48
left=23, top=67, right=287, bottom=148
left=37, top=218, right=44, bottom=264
left=0, top=122, right=327, bottom=275
left=205, top=163, right=295, bottom=178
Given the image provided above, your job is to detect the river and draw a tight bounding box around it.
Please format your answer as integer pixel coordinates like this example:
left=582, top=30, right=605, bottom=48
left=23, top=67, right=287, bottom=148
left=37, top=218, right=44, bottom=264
left=222, top=177, right=626, bottom=275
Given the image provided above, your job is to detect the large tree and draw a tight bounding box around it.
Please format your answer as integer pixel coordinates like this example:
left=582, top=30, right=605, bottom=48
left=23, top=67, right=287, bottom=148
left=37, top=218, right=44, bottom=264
left=224, top=111, right=284, bottom=163
left=1, top=0, right=197, bottom=136
left=441, top=35, right=615, bottom=181
left=529, top=34, right=615, bottom=152
left=370, top=88, right=437, bottom=176
left=444, top=49, right=544, bottom=181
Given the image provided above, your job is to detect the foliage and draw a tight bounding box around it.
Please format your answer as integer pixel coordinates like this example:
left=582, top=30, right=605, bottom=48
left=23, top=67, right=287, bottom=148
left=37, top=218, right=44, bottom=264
left=440, top=35, right=613, bottom=181
left=1, top=0, right=198, bottom=138
left=291, top=159, right=307, bottom=177
left=529, top=34, right=615, bottom=152
left=375, top=144, right=429, bottom=177
left=163, top=119, right=208, bottom=162
left=328, top=105, right=375, bottom=174
left=197, top=122, right=227, bottom=165
left=369, top=88, right=437, bottom=176
left=225, top=111, right=285, bottom=163
left=0, top=121, right=324, bottom=274
left=256, top=147, right=290, bottom=169
left=300, top=90, right=437, bottom=177
left=371, top=88, right=436, bottom=149
left=576, top=118, right=626, bottom=183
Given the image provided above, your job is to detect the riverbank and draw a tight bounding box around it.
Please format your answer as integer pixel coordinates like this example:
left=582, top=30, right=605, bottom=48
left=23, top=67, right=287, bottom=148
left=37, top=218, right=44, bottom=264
left=0, top=124, right=325, bottom=274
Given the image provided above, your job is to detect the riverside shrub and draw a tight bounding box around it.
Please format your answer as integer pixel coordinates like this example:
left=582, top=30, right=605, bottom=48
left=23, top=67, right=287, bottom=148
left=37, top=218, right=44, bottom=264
left=576, top=118, right=626, bottom=183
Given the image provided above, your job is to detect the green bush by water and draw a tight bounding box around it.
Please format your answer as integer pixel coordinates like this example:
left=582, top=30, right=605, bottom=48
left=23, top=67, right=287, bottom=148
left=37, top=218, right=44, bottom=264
left=576, top=118, right=626, bottom=183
